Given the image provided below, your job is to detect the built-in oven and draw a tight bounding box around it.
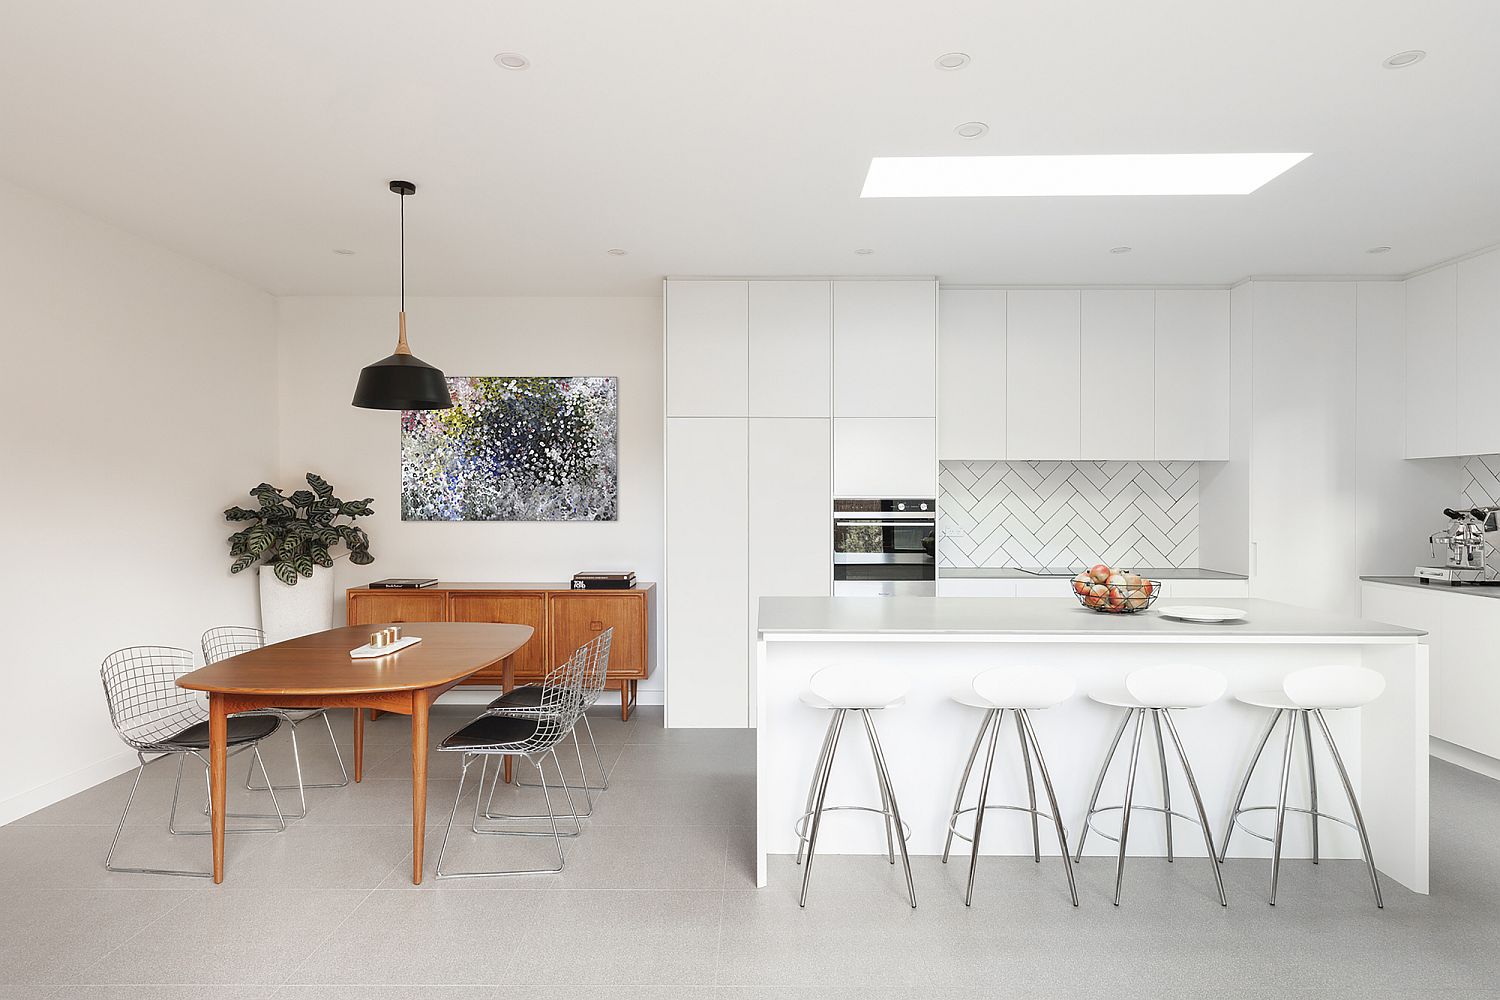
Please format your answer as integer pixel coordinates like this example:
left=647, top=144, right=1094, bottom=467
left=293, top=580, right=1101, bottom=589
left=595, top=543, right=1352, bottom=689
left=832, top=498, right=937, bottom=596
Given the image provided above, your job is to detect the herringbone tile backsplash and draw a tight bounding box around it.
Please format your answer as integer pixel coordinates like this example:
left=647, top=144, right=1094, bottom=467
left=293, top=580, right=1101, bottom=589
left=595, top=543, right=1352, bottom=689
left=938, top=460, right=1199, bottom=569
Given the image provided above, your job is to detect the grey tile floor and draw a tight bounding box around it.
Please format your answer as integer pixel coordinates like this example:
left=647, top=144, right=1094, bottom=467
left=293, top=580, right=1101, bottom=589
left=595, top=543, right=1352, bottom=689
left=2, top=704, right=1499, bottom=998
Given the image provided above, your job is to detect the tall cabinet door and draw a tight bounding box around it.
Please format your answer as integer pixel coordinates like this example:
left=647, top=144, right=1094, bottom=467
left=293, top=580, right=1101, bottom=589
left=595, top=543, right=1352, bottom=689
left=1153, top=290, right=1229, bottom=460
left=1081, top=290, right=1154, bottom=461
left=1405, top=265, right=1457, bottom=458
left=665, top=417, right=749, bottom=727
left=832, top=280, right=937, bottom=417
left=1006, top=290, right=1081, bottom=460
left=938, top=289, right=1006, bottom=459
left=749, top=281, right=831, bottom=417
left=1456, top=250, right=1500, bottom=457
left=666, top=280, right=748, bottom=417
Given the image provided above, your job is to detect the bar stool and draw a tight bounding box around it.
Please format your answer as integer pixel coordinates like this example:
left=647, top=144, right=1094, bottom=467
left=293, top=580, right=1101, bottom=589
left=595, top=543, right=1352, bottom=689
left=1220, top=664, right=1385, bottom=908
left=1076, top=664, right=1228, bottom=907
left=942, top=666, right=1079, bottom=907
left=794, top=664, right=916, bottom=909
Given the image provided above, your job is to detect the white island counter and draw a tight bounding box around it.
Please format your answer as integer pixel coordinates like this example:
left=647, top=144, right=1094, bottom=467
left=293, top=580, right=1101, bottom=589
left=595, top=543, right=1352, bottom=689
left=755, top=597, right=1429, bottom=894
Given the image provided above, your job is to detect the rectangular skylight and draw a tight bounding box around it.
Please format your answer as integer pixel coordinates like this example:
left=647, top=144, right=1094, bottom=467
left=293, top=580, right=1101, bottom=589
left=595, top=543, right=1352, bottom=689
left=860, top=153, right=1311, bottom=198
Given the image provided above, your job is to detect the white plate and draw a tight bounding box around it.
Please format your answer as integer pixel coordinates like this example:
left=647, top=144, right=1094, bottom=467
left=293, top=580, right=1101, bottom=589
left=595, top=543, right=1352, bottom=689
left=1156, top=605, right=1247, bottom=623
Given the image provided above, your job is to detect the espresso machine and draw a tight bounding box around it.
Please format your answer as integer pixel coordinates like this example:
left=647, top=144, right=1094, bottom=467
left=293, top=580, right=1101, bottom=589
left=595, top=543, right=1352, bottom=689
left=1416, top=506, right=1500, bottom=584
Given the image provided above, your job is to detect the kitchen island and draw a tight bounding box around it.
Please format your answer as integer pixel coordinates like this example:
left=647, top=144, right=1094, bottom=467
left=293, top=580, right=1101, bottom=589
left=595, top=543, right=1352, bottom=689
left=754, top=597, right=1429, bottom=894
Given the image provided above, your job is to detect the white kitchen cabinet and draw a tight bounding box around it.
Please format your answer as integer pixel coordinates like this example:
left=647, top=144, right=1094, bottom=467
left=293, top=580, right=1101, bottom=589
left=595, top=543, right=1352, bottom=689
left=665, top=418, right=749, bottom=727
left=1455, top=250, right=1500, bottom=456
left=1153, top=290, right=1229, bottom=461
left=1006, top=290, right=1082, bottom=460
left=832, top=280, right=937, bottom=418
left=833, top=417, right=936, bottom=496
left=1081, top=290, right=1155, bottom=461
left=937, top=289, right=1006, bottom=459
left=750, top=418, right=831, bottom=602
left=665, top=280, right=747, bottom=417
left=749, top=281, right=831, bottom=418
left=1404, top=265, right=1458, bottom=459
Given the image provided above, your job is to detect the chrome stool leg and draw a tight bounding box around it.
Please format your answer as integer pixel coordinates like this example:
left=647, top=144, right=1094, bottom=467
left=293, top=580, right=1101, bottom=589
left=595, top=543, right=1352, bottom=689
left=1219, top=709, right=1283, bottom=862
left=1017, top=714, right=1041, bottom=863
left=1302, top=710, right=1319, bottom=864
left=1160, top=710, right=1228, bottom=907
left=863, top=709, right=916, bottom=909
left=965, top=707, right=1005, bottom=906
left=1151, top=710, right=1173, bottom=862
left=1271, top=708, right=1298, bottom=905
left=797, top=712, right=842, bottom=865
left=1019, top=710, right=1079, bottom=906
left=1313, top=710, right=1383, bottom=908
left=799, top=709, right=847, bottom=907
left=942, top=709, right=995, bottom=864
left=1113, top=708, right=1146, bottom=906
left=1074, top=709, right=1133, bottom=862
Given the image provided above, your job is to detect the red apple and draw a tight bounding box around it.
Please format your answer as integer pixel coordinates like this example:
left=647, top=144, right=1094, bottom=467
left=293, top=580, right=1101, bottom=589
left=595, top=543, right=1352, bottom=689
left=1088, top=564, right=1113, bottom=584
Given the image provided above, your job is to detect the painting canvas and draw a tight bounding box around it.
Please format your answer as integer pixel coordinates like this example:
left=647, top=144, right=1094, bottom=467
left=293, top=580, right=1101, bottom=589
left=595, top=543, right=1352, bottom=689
left=401, top=376, right=618, bottom=521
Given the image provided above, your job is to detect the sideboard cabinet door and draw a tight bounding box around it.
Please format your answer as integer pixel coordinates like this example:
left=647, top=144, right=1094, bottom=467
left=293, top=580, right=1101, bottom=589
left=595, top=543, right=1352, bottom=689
left=549, top=592, right=649, bottom=680
left=449, top=592, right=548, bottom=683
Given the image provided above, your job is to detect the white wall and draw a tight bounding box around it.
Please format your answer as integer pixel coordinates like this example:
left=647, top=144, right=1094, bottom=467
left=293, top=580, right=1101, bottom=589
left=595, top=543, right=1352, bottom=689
left=275, top=296, right=665, bottom=701
left=0, top=178, right=277, bottom=824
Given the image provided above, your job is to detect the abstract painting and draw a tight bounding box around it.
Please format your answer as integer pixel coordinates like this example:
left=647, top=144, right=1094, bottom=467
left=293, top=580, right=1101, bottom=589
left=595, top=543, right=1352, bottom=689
left=401, top=376, right=618, bottom=521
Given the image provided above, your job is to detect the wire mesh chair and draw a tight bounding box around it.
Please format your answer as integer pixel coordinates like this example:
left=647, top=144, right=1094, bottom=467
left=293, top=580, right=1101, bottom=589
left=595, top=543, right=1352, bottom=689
left=202, top=626, right=349, bottom=818
left=100, top=645, right=286, bottom=878
left=487, top=627, right=614, bottom=804
left=434, top=645, right=590, bottom=879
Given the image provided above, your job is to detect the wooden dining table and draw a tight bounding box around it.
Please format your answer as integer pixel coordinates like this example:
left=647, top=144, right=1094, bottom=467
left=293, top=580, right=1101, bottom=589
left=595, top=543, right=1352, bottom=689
left=177, top=621, right=533, bottom=884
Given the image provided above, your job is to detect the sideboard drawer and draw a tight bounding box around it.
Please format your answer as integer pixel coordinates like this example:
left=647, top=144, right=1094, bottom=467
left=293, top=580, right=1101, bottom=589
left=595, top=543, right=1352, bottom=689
left=346, top=590, right=448, bottom=626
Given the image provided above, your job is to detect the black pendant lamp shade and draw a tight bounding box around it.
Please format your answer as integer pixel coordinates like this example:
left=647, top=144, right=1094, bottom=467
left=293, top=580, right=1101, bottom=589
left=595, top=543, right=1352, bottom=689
left=352, top=180, right=453, bottom=410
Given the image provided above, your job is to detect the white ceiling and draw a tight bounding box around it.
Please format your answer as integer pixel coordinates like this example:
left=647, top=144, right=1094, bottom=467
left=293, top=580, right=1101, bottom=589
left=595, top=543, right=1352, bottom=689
left=3, top=0, right=1498, bottom=296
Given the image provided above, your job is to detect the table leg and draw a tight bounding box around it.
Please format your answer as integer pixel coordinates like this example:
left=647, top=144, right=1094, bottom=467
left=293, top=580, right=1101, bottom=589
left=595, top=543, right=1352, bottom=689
left=502, top=655, right=515, bottom=784
left=209, top=693, right=228, bottom=884
left=411, top=690, right=430, bottom=885
left=353, top=707, right=364, bottom=783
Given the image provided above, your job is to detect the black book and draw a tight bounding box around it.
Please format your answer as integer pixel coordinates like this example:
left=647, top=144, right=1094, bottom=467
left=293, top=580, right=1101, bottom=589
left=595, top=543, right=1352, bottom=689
left=368, top=578, right=438, bottom=589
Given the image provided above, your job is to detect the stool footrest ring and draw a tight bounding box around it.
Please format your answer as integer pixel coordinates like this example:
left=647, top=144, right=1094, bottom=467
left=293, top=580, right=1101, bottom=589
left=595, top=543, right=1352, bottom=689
left=1084, top=804, right=1200, bottom=846
left=795, top=805, right=912, bottom=844
left=1229, top=805, right=1359, bottom=844
left=947, top=804, right=1065, bottom=845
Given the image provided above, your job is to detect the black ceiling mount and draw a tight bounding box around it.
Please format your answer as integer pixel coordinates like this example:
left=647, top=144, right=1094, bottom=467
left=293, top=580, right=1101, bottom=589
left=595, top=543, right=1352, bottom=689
left=389, top=180, right=416, bottom=196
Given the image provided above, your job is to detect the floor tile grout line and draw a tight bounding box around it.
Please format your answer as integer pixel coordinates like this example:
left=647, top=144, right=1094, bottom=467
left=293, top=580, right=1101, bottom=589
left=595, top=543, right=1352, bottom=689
left=59, top=883, right=199, bottom=986
left=272, top=885, right=380, bottom=990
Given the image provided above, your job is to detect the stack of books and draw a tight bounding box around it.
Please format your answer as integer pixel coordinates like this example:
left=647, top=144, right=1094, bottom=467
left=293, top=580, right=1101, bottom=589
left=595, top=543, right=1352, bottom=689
left=571, top=571, right=636, bottom=590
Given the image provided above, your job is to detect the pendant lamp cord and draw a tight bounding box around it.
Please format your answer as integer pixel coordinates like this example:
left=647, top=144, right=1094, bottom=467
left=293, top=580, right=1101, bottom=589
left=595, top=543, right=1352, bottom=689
left=399, top=190, right=406, bottom=313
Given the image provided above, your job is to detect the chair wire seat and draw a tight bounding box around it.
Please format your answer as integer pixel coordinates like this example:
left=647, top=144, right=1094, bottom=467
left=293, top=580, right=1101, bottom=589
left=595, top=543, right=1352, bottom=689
left=100, top=645, right=287, bottom=878
left=201, top=626, right=351, bottom=819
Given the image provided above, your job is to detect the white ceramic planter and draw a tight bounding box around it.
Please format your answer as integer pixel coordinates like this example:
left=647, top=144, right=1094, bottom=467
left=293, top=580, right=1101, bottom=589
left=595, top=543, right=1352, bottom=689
left=258, top=564, right=335, bottom=644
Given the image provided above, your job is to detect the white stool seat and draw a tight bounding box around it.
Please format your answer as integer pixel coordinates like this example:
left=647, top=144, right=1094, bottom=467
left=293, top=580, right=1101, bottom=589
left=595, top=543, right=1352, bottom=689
left=956, top=665, right=1075, bottom=710
left=1234, top=689, right=1299, bottom=710
left=1235, top=665, right=1385, bottom=712
left=800, top=665, right=908, bottom=711
left=1088, top=663, right=1226, bottom=710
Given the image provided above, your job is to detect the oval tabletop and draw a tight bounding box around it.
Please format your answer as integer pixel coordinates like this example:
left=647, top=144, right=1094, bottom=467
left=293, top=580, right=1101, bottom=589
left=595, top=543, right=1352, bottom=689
left=177, top=622, right=535, bottom=696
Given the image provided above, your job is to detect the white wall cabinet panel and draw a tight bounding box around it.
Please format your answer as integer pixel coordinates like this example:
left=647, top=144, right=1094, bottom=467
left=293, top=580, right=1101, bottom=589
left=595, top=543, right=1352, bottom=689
left=1456, top=251, right=1500, bottom=457
left=749, top=281, right=831, bottom=418
left=1006, top=290, right=1082, bottom=460
left=1404, top=265, right=1458, bottom=458
left=832, top=280, right=937, bottom=418
left=834, top=417, right=936, bottom=496
left=665, top=280, right=747, bottom=417
left=1081, top=290, right=1155, bottom=461
left=938, top=289, right=1006, bottom=459
left=665, top=417, right=749, bottom=727
left=1153, top=290, right=1229, bottom=461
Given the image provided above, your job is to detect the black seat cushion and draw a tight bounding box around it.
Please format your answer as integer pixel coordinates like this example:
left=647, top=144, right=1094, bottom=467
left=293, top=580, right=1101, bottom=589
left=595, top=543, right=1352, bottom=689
left=486, top=684, right=544, bottom=710
left=167, top=714, right=280, bottom=749
left=440, top=713, right=541, bottom=751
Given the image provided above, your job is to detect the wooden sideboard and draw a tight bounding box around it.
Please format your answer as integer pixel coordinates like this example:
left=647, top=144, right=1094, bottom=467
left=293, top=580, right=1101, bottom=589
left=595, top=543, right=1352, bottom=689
left=346, top=582, right=656, bottom=720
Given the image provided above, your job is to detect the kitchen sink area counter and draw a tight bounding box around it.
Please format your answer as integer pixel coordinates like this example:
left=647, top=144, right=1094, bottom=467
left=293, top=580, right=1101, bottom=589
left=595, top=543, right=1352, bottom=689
left=755, top=596, right=1429, bottom=896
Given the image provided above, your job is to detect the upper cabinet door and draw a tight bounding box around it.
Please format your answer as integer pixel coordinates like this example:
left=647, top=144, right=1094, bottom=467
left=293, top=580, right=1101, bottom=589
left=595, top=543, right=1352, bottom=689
left=749, top=281, right=831, bottom=417
left=937, top=289, right=1006, bottom=460
left=1081, top=290, right=1154, bottom=461
left=832, top=280, right=937, bottom=418
left=665, top=280, right=748, bottom=417
left=1405, top=265, right=1458, bottom=458
left=1006, top=290, right=1081, bottom=460
left=1456, top=251, right=1500, bottom=457
left=1153, top=290, right=1230, bottom=461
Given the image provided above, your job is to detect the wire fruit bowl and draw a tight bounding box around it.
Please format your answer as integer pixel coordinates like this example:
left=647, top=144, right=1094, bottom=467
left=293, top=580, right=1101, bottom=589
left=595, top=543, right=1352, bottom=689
left=1073, top=578, right=1161, bottom=614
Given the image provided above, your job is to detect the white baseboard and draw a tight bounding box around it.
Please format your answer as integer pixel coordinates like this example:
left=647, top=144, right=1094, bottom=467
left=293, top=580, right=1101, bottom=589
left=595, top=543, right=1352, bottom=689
left=0, top=749, right=139, bottom=827
left=1431, top=737, right=1500, bottom=781
left=435, top=687, right=664, bottom=708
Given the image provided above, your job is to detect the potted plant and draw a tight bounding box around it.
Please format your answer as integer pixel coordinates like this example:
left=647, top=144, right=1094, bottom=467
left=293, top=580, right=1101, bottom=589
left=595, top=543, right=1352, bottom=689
left=224, top=473, right=375, bottom=643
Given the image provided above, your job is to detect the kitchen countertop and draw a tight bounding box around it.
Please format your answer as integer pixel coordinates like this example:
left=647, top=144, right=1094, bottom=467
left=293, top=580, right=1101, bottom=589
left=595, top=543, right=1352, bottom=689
left=758, top=596, right=1423, bottom=639
left=1361, top=575, right=1500, bottom=599
left=941, top=566, right=1248, bottom=581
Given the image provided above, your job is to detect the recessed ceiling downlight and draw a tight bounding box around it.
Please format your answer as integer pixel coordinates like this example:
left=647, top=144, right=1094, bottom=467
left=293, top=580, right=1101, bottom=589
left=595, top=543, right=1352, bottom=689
left=934, top=52, right=970, bottom=70
left=854, top=248, right=875, bottom=255
left=606, top=248, right=629, bottom=256
left=955, top=122, right=989, bottom=139
left=1109, top=246, right=1133, bottom=254
left=494, top=52, right=530, bottom=70
left=1383, top=50, right=1425, bottom=69
left=1366, top=245, right=1393, bottom=254
left=333, top=248, right=356, bottom=255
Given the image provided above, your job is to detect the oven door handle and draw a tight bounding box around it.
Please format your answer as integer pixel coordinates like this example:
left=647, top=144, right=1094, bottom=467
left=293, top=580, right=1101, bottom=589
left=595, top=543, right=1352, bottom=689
left=834, top=520, right=936, bottom=528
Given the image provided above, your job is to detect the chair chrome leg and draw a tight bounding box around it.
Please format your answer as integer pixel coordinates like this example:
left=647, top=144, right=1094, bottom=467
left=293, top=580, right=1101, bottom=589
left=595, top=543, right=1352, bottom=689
left=863, top=709, right=916, bottom=909
left=798, top=712, right=840, bottom=865
left=800, top=709, right=847, bottom=907
left=1220, top=709, right=1282, bottom=862
left=943, top=708, right=994, bottom=864
left=434, top=754, right=472, bottom=879
left=581, top=714, right=610, bottom=790
left=1017, top=712, right=1041, bottom=863
left=1076, top=709, right=1133, bottom=862
left=1302, top=710, right=1319, bottom=864
left=1160, top=710, right=1228, bottom=907
left=1114, top=709, right=1146, bottom=906
left=438, top=751, right=573, bottom=880
left=1312, top=709, right=1383, bottom=909
left=105, top=756, right=213, bottom=878
left=1270, top=709, right=1297, bottom=905
left=245, top=712, right=348, bottom=791
left=1151, top=710, right=1174, bottom=862
left=966, top=708, right=1005, bottom=906
left=477, top=749, right=585, bottom=837
left=1019, top=711, right=1079, bottom=907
